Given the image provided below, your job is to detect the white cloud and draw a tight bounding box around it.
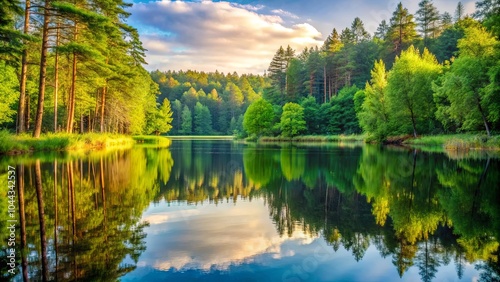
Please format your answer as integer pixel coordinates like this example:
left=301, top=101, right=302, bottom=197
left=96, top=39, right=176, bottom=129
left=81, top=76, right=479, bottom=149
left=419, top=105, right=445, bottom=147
left=271, top=9, right=300, bottom=19
left=138, top=199, right=318, bottom=271
left=130, top=0, right=323, bottom=74
left=232, top=3, right=265, bottom=11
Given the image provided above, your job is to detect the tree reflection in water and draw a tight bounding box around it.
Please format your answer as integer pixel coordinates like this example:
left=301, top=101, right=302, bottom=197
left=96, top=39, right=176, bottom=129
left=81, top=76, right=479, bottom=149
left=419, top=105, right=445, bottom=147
left=0, top=141, right=499, bottom=281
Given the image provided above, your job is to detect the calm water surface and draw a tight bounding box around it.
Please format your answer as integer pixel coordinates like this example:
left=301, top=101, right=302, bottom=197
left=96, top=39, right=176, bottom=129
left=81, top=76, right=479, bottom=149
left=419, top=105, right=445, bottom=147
left=1, top=140, right=499, bottom=281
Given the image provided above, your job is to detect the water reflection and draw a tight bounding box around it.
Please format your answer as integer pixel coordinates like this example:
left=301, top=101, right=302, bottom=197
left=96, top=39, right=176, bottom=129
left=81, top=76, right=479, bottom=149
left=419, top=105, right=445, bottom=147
left=0, top=148, right=173, bottom=281
left=0, top=141, right=499, bottom=281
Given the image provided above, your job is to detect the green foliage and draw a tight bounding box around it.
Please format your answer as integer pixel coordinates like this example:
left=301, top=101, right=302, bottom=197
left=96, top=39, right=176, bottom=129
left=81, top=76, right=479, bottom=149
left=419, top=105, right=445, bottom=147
left=387, top=3, right=418, bottom=58
left=268, top=45, right=294, bottom=96
left=285, top=58, right=305, bottom=102
left=429, top=24, right=464, bottom=63
left=433, top=25, right=499, bottom=136
left=358, top=60, right=390, bottom=141
left=0, top=61, right=18, bottom=126
left=280, top=102, right=306, bottom=137
left=243, top=98, right=274, bottom=137
left=300, top=96, right=321, bottom=134
left=145, top=98, right=173, bottom=135
left=224, top=82, right=244, bottom=118
left=474, top=0, right=500, bottom=38
left=387, top=46, right=442, bottom=137
left=416, top=0, right=441, bottom=44
left=0, top=131, right=136, bottom=154
left=404, top=134, right=500, bottom=150
left=280, top=146, right=305, bottom=181
left=328, top=85, right=362, bottom=134
left=193, top=102, right=212, bottom=135
left=152, top=70, right=266, bottom=135
left=0, top=0, right=24, bottom=64
left=180, top=105, right=192, bottom=135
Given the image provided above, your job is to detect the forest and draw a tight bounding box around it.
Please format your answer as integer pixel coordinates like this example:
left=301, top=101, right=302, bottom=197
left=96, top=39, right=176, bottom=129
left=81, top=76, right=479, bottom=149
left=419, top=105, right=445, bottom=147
left=1, top=0, right=499, bottom=142
left=0, top=0, right=165, bottom=137
left=150, top=1, right=500, bottom=141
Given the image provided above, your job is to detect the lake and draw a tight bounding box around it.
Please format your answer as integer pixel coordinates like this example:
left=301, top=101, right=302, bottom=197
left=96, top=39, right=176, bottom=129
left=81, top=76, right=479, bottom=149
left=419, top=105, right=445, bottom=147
left=1, top=140, right=499, bottom=281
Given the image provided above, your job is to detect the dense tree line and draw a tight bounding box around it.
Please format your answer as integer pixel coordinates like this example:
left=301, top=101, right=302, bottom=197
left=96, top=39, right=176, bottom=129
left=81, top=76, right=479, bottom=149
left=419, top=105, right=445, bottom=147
left=0, top=0, right=166, bottom=136
left=150, top=70, right=268, bottom=135
left=243, top=0, right=500, bottom=140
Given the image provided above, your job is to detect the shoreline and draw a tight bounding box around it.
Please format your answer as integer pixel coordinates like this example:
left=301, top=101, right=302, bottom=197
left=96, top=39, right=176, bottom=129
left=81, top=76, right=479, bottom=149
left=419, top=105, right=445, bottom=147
left=2, top=132, right=499, bottom=155
left=0, top=132, right=172, bottom=155
left=250, top=134, right=500, bottom=151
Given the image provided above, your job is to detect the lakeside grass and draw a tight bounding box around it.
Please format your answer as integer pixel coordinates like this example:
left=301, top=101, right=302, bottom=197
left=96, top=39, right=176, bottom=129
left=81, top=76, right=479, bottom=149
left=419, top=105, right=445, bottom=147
left=0, top=130, right=135, bottom=154
left=257, top=135, right=365, bottom=143
left=404, top=134, right=500, bottom=150
left=167, top=135, right=235, bottom=140
left=253, top=133, right=500, bottom=151
left=133, top=135, right=172, bottom=147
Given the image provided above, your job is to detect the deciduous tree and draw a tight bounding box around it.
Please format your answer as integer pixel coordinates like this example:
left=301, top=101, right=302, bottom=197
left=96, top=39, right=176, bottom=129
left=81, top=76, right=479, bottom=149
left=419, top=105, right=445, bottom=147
left=280, top=102, right=306, bottom=137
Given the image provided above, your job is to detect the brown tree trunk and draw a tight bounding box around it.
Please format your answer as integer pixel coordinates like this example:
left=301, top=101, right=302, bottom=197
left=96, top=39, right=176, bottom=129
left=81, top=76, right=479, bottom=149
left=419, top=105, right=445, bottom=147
left=99, top=157, right=106, bottom=220
left=54, top=159, right=58, bottom=277
left=323, top=65, right=327, bottom=103
left=17, top=0, right=30, bottom=134
left=17, top=165, right=29, bottom=282
left=66, top=25, right=78, bottom=133
left=100, top=84, right=107, bottom=133
left=54, top=21, right=60, bottom=133
left=478, top=102, right=491, bottom=137
left=33, top=0, right=51, bottom=138
left=35, top=160, right=48, bottom=281
left=80, top=113, right=83, bottom=133
left=25, top=96, right=30, bottom=131
left=69, top=161, right=76, bottom=239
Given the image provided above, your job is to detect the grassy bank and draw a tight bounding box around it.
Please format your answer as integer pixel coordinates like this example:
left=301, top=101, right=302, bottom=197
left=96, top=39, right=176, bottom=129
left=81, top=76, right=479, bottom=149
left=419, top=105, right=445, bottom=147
left=168, top=135, right=234, bottom=140
left=404, top=134, right=500, bottom=150
left=257, top=135, right=365, bottom=143
left=133, top=135, right=172, bottom=147
left=252, top=133, right=500, bottom=151
left=0, top=130, right=135, bottom=154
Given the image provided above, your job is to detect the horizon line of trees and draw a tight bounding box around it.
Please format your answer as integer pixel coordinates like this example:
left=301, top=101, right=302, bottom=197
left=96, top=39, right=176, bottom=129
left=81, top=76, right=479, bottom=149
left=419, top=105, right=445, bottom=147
left=150, top=70, right=268, bottom=135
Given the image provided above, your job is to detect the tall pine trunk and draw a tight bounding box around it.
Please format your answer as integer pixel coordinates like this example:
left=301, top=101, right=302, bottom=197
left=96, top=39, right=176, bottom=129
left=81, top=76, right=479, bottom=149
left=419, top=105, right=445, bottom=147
left=17, top=164, right=28, bottom=281
left=323, top=65, right=327, bottom=103
left=66, top=25, right=78, bottom=133
left=17, top=0, right=30, bottom=134
left=54, top=21, right=60, bottom=132
left=33, top=0, right=51, bottom=138
left=54, top=159, right=59, bottom=276
left=35, top=160, right=48, bottom=281
left=100, top=82, right=107, bottom=133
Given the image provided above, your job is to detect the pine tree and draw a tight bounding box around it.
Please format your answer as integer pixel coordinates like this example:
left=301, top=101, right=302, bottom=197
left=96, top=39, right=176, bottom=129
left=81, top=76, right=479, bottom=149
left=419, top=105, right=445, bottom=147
left=224, top=82, right=244, bottom=118
left=441, top=12, right=453, bottom=30
left=268, top=46, right=287, bottom=95
left=375, top=20, right=390, bottom=40
left=0, top=0, right=24, bottom=64
left=416, top=0, right=441, bottom=45
left=387, top=3, right=418, bottom=58
left=32, top=0, right=52, bottom=138
left=351, top=17, right=371, bottom=43
left=473, top=0, right=500, bottom=37
left=194, top=102, right=212, bottom=135
left=455, top=2, right=465, bottom=22
left=180, top=105, right=192, bottom=135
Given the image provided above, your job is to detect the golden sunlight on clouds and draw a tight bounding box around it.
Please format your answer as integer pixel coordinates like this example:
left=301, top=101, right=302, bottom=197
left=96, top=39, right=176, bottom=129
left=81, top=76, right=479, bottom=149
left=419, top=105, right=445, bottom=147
left=130, top=0, right=324, bottom=74
left=139, top=199, right=318, bottom=271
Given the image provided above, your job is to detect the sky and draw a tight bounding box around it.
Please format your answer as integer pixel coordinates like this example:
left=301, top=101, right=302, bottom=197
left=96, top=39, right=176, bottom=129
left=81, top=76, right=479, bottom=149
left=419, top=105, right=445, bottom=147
left=128, top=0, right=477, bottom=74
